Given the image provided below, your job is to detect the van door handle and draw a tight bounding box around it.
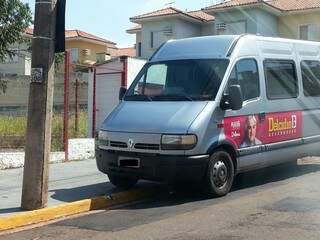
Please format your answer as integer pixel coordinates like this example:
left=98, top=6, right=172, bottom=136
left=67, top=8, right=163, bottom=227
left=259, top=112, right=266, bottom=122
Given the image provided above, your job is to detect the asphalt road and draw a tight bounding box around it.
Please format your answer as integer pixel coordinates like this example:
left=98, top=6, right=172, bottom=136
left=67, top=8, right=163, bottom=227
left=2, top=159, right=320, bottom=240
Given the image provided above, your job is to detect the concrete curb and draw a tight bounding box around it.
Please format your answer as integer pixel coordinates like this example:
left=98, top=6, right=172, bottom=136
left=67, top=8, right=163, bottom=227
left=0, top=138, right=95, bottom=170
left=0, top=187, right=158, bottom=232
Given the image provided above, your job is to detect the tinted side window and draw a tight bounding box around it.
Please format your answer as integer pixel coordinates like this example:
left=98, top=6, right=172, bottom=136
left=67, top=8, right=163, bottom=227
left=301, top=60, right=320, bottom=97
left=264, top=60, right=298, bottom=99
left=228, top=59, right=260, bottom=101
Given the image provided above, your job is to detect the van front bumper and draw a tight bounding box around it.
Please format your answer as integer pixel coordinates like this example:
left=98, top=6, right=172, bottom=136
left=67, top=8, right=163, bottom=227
left=96, top=148, right=210, bottom=183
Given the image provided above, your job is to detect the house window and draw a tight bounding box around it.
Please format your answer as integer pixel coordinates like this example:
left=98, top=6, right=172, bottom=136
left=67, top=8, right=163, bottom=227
left=150, top=32, right=154, bottom=49
left=138, top=42, right=142, bottom=57
left=299, top=24, right=317, bottom=41
left=70, top=48, right=79, bottom=63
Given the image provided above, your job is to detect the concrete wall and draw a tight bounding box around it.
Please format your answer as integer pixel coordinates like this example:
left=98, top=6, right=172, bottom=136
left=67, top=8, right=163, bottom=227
left=201, top=22, right=215, bottom=36
left=139, top=17, right=209, bottom=59
left=0, top=73, right=88, bottom=110
left=174, top=19, right=201, bottom=39
left=214, top=8, right=277, bottom=36
left=256, top=10, right=278, bottom=37
left=140, top=19, right=175, bottom=59
left=278, top=12, right=320, bottom=41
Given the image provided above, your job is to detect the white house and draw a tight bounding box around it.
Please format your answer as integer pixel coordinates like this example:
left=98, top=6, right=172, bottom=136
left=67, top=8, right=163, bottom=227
left=127, top=7, right=215, bottom=60
left=127, top=1, right=320, bottom=60
left=0, top=28, right=33, bottom=76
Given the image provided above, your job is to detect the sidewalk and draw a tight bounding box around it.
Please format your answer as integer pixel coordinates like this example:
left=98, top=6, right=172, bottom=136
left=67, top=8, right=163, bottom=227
left=0, top=159, right=112, bottom=217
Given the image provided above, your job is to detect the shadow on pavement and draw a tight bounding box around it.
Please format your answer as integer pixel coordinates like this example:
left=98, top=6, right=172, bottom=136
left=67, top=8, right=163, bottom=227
left=54, top=163, right=320, bottom=232
left=0, top=207, right=22, bottom=215
left=49, top=180, right=160, bottom=203
left=232, top=162, right=320, bottom=191
left=115, top=163, right=320, bottom=210
left=49, top=163, right=320, bottom=210
left=49, top=182, right=114, bottom=202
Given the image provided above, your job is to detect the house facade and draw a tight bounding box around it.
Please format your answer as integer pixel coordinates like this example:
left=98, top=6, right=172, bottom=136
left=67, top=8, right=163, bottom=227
left=127, top=7, right=215, bottom=59
left=0, top=29, right=117, bottom=76
left=0, top=28, right=33, bottom=76
left=64, top=30, right=117, bottom=67
left=204, top=0, right=320, bottom=41
left=128, top=0, right=320, bottom=59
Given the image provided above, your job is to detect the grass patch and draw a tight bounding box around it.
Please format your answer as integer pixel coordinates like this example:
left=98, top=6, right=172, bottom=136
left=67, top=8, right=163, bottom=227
left=0, top=112, right=88, bottom=151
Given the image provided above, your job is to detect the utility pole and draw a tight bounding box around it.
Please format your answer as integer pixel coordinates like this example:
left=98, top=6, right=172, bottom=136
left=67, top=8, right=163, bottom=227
left=21, top=0, right=57, bottom=210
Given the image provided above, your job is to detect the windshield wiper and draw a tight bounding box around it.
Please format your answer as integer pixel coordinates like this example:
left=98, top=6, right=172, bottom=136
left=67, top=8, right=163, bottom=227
left=151, top=94, right=194, bottom=101
left=124, top=95, right=153, bottom=101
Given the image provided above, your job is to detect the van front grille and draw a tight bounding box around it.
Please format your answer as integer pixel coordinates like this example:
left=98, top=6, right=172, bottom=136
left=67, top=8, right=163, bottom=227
left=134, top=143, right=160, bottom=150
left=110, top=141, right=127, bottom=148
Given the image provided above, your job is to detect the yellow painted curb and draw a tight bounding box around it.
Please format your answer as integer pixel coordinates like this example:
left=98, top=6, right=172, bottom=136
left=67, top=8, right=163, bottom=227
left=0, top=187, right=158, bottom=232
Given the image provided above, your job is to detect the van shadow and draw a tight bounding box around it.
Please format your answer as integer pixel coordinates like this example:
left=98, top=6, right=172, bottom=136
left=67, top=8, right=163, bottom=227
left=49, top=181, right=159, bottom=203
left=232, top=162, right=320, bottom=191
left=49, top=163, right=320, bottom=208
left=117, top=162, right=320, bottom=211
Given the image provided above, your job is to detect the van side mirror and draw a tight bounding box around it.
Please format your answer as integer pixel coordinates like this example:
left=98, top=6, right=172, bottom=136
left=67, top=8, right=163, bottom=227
left=220, top=85, right=243, bottom=111
left=119, top=87, right=127, bottom=100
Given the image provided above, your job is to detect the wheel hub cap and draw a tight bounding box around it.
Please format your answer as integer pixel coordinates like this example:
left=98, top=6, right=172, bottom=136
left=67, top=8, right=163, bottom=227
left=213, top=161, right=228, bottom=188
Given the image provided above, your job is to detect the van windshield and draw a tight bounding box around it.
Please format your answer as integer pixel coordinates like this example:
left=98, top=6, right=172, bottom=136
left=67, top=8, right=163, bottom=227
left=125, top=59, right=229, bottom=101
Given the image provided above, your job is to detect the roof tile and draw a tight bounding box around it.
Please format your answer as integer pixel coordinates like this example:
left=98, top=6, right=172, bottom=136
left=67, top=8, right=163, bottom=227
left=204, top=0, right=320, bottom=12
left=24, top=28, right=116, bottom=45
left=113, top=47, right=136, bottom=57
left=131, top=7, right=214, bottom=22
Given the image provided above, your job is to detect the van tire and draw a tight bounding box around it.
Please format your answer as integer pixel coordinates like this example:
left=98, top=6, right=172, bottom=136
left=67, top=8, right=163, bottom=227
left=204, top=150, right=234, bottom=197
left=108, top=174, right=138, bottom=189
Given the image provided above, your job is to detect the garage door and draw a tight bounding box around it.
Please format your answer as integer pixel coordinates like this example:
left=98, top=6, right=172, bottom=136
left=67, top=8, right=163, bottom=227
left=96, top=73, right=121, bottom=129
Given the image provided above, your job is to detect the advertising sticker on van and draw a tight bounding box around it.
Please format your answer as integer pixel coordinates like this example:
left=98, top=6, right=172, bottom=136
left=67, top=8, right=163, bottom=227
left=223, top=111, right=302, bottom=149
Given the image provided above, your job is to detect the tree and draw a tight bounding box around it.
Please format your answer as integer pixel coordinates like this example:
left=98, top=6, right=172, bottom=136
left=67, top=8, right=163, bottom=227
left=0, top=0, right=32, bottom=62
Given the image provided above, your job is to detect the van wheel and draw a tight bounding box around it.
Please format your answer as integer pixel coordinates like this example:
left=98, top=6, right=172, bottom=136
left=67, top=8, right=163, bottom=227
left=204, top=150, right=234, bottom=197
left=108, top=174, right=138, bottom=189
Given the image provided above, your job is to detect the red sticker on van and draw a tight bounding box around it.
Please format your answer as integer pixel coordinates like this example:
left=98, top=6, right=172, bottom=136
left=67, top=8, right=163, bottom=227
left=223, top=111, right=302, bottom=149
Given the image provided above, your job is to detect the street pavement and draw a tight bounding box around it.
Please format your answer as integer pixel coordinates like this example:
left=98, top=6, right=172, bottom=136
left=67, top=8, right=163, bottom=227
left=0, top=159, right=111, bottom=216
left=1, top=159, right=320, bottom=240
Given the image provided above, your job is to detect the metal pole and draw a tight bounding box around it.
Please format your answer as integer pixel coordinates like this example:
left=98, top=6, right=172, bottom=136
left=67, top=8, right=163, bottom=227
left=120, top=56, right=128, bottom=88
left=92, top=68, right=97, bottom=138
left=63, top=50, right=70, bottom=161
left=75, top=78, right=80, bottom=137
left=21, top=0, right=57, bottom=210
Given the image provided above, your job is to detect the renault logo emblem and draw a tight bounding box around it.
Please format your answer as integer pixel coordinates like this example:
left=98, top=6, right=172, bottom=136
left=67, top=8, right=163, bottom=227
left=128, top=139, right=134, bottom=148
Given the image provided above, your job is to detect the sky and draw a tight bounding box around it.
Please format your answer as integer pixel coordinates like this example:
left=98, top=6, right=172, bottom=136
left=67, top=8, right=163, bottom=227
left=21, top=0, right=220, bottom=48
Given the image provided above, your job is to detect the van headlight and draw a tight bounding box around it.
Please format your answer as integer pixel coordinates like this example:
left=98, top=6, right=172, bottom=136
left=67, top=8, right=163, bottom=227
left=98, top=130, right=109, bottom=146
left=161, top=134, right=197, bottom=150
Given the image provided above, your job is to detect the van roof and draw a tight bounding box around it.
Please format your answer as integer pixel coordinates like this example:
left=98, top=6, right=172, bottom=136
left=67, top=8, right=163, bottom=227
left=150, top=35, right=238, bottom=62
left=150, top=35, right=320, bottom=62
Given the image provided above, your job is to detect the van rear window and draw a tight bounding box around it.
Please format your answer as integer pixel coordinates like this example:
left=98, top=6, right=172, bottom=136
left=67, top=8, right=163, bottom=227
left=264, top=60, right=298, bottom=99
left=301, top=60, right=320, bottom=97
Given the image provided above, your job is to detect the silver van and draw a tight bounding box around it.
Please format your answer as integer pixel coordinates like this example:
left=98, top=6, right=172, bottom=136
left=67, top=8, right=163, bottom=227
left=96, top=35, right=320, bottom=197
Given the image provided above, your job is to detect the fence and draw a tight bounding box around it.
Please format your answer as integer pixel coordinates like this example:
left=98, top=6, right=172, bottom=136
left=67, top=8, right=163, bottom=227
left=0, top=72, right=89, bottom=152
